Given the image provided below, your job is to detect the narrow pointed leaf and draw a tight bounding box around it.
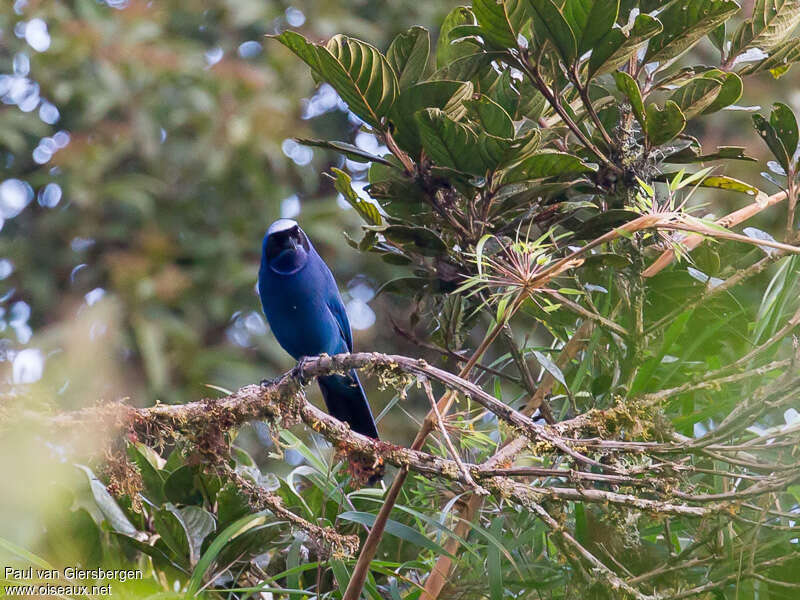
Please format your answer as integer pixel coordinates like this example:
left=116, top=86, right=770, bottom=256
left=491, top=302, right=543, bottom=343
left=613, top=71, right=646, bottom=126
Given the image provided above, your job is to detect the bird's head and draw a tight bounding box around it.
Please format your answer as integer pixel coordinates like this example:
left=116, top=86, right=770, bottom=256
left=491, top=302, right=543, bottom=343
left=262, top=219, right=311, bottom=275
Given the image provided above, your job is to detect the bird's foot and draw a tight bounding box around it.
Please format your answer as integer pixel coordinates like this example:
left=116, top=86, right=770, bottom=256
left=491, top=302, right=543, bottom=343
left=292, top=356, right=312, bottom=385
left=259, top=376, right=281, bottom=388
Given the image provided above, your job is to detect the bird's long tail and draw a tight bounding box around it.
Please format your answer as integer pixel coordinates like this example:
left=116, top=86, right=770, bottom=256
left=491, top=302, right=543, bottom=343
left=318, top=370, right=384, bottom=485
left=318, top=370, right=379, bottom=439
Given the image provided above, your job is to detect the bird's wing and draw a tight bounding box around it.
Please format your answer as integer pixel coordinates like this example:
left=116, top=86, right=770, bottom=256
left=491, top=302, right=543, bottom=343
left=326, top=296, right=353, bottom=352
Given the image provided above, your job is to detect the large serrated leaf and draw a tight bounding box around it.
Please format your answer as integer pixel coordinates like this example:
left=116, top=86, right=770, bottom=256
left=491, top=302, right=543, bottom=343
left=273, top=31, right=397, bottom=129
left=644, top=0, right=740, bottom=65
left=387, top=27, right=431, bottom=90
left=730, top=0, right=800, bottom=59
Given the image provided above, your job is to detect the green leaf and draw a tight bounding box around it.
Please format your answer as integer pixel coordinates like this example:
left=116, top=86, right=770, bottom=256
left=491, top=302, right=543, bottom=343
left=631, top=309, right=693, bottom=393
left=770, top=101, right=799, bottom=160
left=273, top=31, right=398, bottom=128
left=0, top=536, right=55, bottom=570
left=437, top=6, right=480, bottom=69
left=337, top=511, right=455, bottom=557
left=387, top=27, right=431, bottom=89
left=164, top=465, right=203, bottom=506
left=415, top=108, right=485, bottom=174
left=503, top=150, right=594, bottom=183
left=709, top=21, right=727, bottom=51
left=670, top=76, right=723, bottom=118
left=645, top=101, right=687, bottom=146
left=176, top=506, right=216, bottom=566
left=216, top=483, right=252, bottom=531
left=431, top=51, right=503, bottom=81
left=330, top=168, right=383, bottom=227
left=383, top=225, right=449, bottom=256
left=700, top=72, right=743, bottom=114
left=127, top=444, right=166, bottom=505
left=738, top=37, right=800, bottom=76
left=530, top=0, right=579, bottom=63
left=487, top=517, right=504, bottom=600
left=389, top=80, right=473, bottom=156
left=753, top=113, right=792, bottom=172
left=563, top=0, right=620, bottom=54
left=657, top=172, right=763, bottom=195
left=533, top=350, right=568, bottom=388
left=473, top=0, right=532, bottom=48
left=295, top=138, right=394, bottom=166
left=187, top=512, right=270, bottom=596
left=613, top=71, right=646, bottom=127
left=479, top=128, right=542, bottom=170
left=465, top=95, right=515, bottom=138
left=644, top=0, right=740, bottom=65
left=153, top=507, right=190, bottom=563
left=588, top=14, right=663, bottom=78
left=665, top=145, right=757, bottom=163
left=730, top=0, right=800, bottom=59
left=75, top=465, right=139, bottom=537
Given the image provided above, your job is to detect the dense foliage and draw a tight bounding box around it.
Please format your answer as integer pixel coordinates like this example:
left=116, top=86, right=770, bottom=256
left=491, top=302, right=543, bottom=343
left=4, top=1, right=800, bottom=599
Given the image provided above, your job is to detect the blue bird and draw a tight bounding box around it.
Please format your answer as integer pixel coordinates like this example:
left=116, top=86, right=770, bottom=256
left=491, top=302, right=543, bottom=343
left=258, top=219, right=380, bottom=443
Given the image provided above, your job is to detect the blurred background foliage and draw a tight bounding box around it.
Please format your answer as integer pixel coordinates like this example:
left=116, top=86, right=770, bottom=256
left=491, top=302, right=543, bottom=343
left=0, top=0, right=460, bottom=407
left=2, top=0, right=800, bottom=598
left=0, top=0, right=460, bottom=585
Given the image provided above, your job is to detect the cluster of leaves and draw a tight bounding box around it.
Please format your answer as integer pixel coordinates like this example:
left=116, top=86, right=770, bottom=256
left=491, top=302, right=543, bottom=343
left=0, top=0, right=458, bottom=405
left=6, top=0, right=800, bottom=599
left=275, top=1, right=800, bottom=333
left=262, top=1, right=800, bottom=598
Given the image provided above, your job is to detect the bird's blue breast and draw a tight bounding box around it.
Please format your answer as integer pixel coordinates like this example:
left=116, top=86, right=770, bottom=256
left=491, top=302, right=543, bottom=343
left=258, top=257, right=346, bottom=360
